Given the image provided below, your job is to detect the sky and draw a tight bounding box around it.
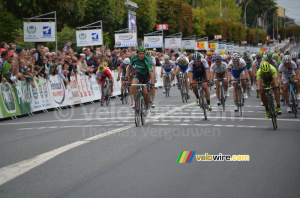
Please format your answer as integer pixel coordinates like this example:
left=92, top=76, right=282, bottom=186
left=276, top=0, right=300, bottom=21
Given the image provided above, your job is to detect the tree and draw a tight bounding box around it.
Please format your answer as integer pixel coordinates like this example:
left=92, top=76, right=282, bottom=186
left=0, top=4, right=20, bottom=43
left=192, top=8, right=206, bottom=38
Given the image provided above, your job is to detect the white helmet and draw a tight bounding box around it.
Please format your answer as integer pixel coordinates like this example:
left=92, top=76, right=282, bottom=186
left=251, top=54, right=256, bottom=58
left=231, top=53, right=240, bottom=61
left=178, top=54, right=186, bottom=62
left=282, top=55, right=291, bottom=63
left=291, top=52, right=298, bottom=59
left=221, top=54, right=227, bottom=60
left=123, top=58, right=130, bottom=65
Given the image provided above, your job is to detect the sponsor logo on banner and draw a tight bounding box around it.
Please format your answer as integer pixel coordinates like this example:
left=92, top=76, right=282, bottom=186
left=31, top=83, right=38, bottom=99
left=27, top=26, right=36, bottom=34
left=1, top=83, right=16, bottom=113
left=145, top=43, right=150, bottom=47
left=116, top=41, right=122, bottom=47
left=182, top=40, right=195, bottom=50
left=209, top=43, right=216, bottom=50
left=91, top=33, right=99, bottom=42
left=50, top=77, right=66, bottom=105
left=119, top=34, right=133, bottom=40
left=43, top=26, right=51, bottom=37
left=148, top=37, right=160, bottom=42
left=79, top=33, right=87, bottom=40
left=197, top=42, right=206, bottom=50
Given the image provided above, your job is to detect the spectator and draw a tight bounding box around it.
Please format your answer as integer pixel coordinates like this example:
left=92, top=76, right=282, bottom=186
left=0, top=51, right=8, bottom=83
left=13, top=46, right=22, bottom=76
left=63, top=41, right=72, bottom=52
left=78, top=54, right=88, bottom=74
left=9, top=43, right=16, bottom=51
left=0, top=42, right=9, bottom=51
left=33, top=44, right=44, bottom=66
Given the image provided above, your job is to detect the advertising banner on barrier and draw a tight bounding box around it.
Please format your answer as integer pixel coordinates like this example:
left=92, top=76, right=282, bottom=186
left=165, top=38, right=182, bottom=49
left=76, top=29, right=103, bottom=47
left=30, top=78, right=44, bottom=112
left=218, top=44, right=226, bottom=50
left=209, top=43, right=217, bottom=50
left=77, top=74, right=93, bottom=103
left=226, top=45, right=234, bottom=52
left=112, top=71, right=121, bottom=96
left=48, top=75, right=69, bottom=108
left=115, top=33, right=137, bottom=47
left=181, top=40, right=196, bottom=50
left=196, top=41, right=208, bottom=50
left=144, top=36, right=163, bottom=48
left=24, top=22, right=56, bottom=42
left=88, top=74, right=102, bottom=101
left=0, top=82, right=21, bottom=118
left=14, top=80, right=32, bottom=115
left=39, top=77, right=52, bottom=109
left=68, top=76, right=82, bottom=105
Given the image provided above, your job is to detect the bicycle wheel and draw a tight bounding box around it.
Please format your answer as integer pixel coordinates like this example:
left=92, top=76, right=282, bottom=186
left=238, top=87, right=243, bottom=117
left=201, top=91, right=207, bottom=120
left=181, top=78, right=186, bottom=103
left=268, top=96, right=277, bottom=130
left=124, top=88, right=128, bottom=104
left=290, top=91, right=297, bottom=118
left=220, top=85, right=225, bottom=112
left=166, top=76, right=170, bottom=97
left=135, top=94, right=141, bottom=127
left=247, top=86, right=251, bottom=97
left=141, top=96, right=146, bottom=125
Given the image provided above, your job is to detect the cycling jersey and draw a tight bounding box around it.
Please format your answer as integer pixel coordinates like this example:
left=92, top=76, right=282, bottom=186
left=150, top=56, right=156, bottom=66
left=278, top=61, right=298, bottom=83
left=130, top=55, right=153, bottom=75
left=210, top=61, right=228, bottom=74
left=175, top=57, right=189, bottom=73
left=205, top=56, right=213, bottom=67
left=96, top=68, right=113, bottom=82
left=257, top=65, right=277, bottom=85
left=188, top=60, right=209, bottom=81
left=162, top=60, right=174, bottom=73
left=119, top=63, right=127, bottom=77
left=293, top=59, right=300, bottom=69
left=243, top=57, right=253, bottom=71
left=253, top=59, right=262, bottom=69
left=228, top=58, right=247, bottom=79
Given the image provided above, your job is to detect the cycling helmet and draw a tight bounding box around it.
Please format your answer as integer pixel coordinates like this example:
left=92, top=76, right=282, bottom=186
left=232, top=53, right=240, bottom=61
left=243, top=52, right=249, bottom=58
left=256, top=53, right=262, bottom=59
left=136, top=46, right=146, bottom=53
left=260, top=62, right=271, bottom=73
left=265, top=53, right=273, bottom=61
left=206, top=51, right=212, bottom=55
left=215, top=51, right=220, bottom=55
left=123, top=58, right=130, bottom=65
left=146, top=51, right=151, bottom=58
left=221, top=54, right=227, bottom=60
left=214, top=55, right=222, bottom=62
left=272, top=53, right=278, bottom=58
left=178, top=54, right=187, bottom=61
left=291, top=52, right=298, bottom=59
left=220, top=50, right=226, bottom=55
left=98, top=65, right=105, bottom=72
left=282, top=55, right=291, bottom=63
left=164, top=55, right=170, bottom=60
left=192, top=52, right=202, bottom=60
left=251, top=54, right=256, bottom=58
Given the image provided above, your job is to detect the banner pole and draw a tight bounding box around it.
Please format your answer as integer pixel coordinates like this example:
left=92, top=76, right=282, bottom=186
left=55, top=11, right=57, bottom=53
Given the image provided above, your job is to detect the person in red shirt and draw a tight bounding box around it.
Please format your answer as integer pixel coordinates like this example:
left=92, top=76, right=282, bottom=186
left=205, top=51, right=213, bottom=67
left=96, top=65, right=114, bottom=98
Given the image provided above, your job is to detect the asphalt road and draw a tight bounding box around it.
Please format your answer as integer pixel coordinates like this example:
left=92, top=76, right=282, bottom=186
left=0, top=79, right=300, bottom=198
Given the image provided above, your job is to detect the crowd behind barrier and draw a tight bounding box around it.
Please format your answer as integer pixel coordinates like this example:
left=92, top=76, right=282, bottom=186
left=0, top=67, right=168, bottom=119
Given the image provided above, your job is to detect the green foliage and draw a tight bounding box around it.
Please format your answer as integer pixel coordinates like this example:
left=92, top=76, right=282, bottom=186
left=0, top=4, right=21, bottom=43
left=192, top=8, right=206, bottom=37
left=57, top=27, right=78, bottom=52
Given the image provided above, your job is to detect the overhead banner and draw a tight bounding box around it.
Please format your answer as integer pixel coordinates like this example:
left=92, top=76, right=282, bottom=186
left=24, top=22, right=56, bottom=42
left=164, top=38, right=182, bottom=49
left=128, top=12, right=137, bottom=33
left=181, top=40, right=196, bottom=50
left=115, top=33, right=137, bottom=47
left=196, top=41, right=208, bottom=50
left=76, top=29, right=103, bottom=47
left=144, top=36, right=163, bottom=48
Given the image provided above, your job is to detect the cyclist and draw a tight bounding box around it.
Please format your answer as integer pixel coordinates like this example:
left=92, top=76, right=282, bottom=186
left=253, top=53, right=263, bottom=76
left=228, top=53, right=250, bottom=112
left=160, top=55, right=175, bottom=94
left=189, top=52, right=212, bottom=110
left=272, top=53, right=282, bottom=69
left=146, top=51, right=157, bottom=108
left=175, top=54, right=190, bottom=99
left=265, top=52, right=277, bottom=68
left=256, top=62, right=282, bottom=118
left=251, top=54, right=256, bottom=61
left=278, top=55, right=300, bottom=113
left=210, top=55, right=229, bottom=106
left=222, top=54, right=229, bottom=64
left=242, top=52, right=255, bottom=90
left=125, top=47, right=155, bottom=118
left=96, top=65, right=114, bottom=101
left=205, top=51, right=213, bottom=67
left=291, top=52, right=300, bottom=70
left=117, top=58, right=130, bottom=101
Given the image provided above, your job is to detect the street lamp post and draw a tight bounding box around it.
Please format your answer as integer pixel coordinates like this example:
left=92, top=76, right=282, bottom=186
left=263, top=7, right=276, bottom=31
left=244, top=0, right=252, bottom=27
